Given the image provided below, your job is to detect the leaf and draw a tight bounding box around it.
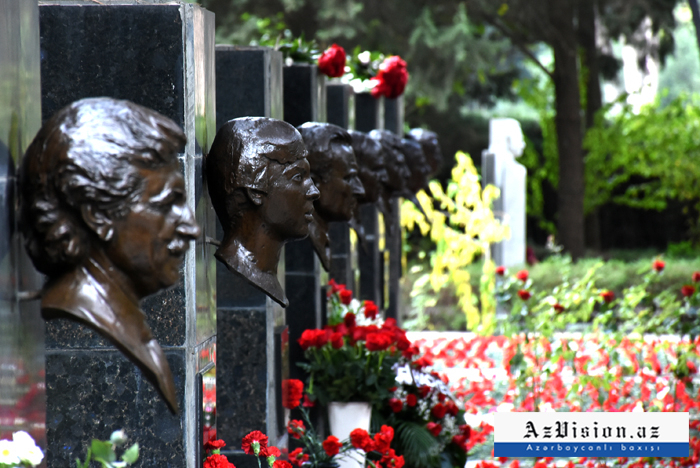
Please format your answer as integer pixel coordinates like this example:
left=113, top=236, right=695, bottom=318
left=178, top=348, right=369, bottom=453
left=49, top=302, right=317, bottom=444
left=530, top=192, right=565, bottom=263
left=90, top=440, right=116, bottom=464
left=395, top=421, right=440, bottom=468
left=121, top=443, right=139, bottom=464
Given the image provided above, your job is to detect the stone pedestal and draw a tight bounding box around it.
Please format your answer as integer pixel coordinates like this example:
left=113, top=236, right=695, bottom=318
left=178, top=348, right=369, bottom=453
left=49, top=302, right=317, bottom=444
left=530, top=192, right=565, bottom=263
left=383, top=97, right=404, bottom=322
left=326, top=83, right=354, bottom=130
left=214, top=45, right=287, bottom=467
left=282, top=64, right=326, bottom=385
left=354, top=93, right=384, bottom=307
left=0, top=0, right=45, bottom=446
left=39, top=3, right=216, bottom=466
left=481, top=118, right=527, bottom=267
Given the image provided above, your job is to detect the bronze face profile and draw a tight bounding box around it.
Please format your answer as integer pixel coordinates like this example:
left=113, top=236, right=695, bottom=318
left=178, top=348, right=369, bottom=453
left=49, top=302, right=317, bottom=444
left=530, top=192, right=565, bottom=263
left=348, top=130, right=388, bottom=205
left=406, top=128, right=443, bottom=176
left=368, top=130, right=410, bottom=209
left=20, top=97, right=201, bottom=413
left=297, top=122, right=365, bottom=271
left=207, top=117, right=319, bottom=307
left=399, top=138, right=431, bottom=194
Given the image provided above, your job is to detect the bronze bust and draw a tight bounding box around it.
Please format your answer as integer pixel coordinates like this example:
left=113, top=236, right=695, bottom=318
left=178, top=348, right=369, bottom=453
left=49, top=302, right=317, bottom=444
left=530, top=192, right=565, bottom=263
left=207, top=117, right=319, bottom=307
left=368, top=129, right=410, bottom=212
left=406, top=128, right=443, bottom=176
left=399, top=138, right=431, bottom=194
left=20, top=97, right=201, bottom=413
left=348, top=130, right=388, bottom=205
left=297, top=122, right=365, bottom=271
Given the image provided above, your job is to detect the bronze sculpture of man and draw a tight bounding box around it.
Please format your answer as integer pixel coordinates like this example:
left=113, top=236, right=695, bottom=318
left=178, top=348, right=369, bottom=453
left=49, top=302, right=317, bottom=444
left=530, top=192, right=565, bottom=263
left=368, top=129, right=410, bottom=211
left=399, top=137, right=431, bottom=194
left=297, top=122, right=365, bottom=271
left=406, top=128, right=443, bottom=176
left=207, top=117, right=319, bottom=307
left=20, top=97, right=201, bottom=413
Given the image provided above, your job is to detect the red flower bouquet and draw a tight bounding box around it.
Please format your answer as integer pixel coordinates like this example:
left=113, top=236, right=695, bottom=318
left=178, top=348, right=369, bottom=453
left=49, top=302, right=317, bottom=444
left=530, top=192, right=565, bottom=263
left=370, top=56, right=409, bottom=99
left=318, top=44, right=346, bottom=78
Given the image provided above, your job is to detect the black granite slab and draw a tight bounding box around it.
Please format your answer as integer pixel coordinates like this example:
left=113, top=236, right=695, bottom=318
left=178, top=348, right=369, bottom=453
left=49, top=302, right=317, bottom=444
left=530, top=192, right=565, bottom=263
left=358, top=204, right=382, bottom=304
left=354, top=92, right=383, bottom=132
left=326, top=83, right=354, bottom=130
left=329, top=221, right=353, bottom=287
left=39, top=4, right=185, bottom=126
left=215, top=46, right=283, bottom=127
left=45, top=350, right=186, bottom=467
left=383, top=97, right=404, bottom=135
left=283, top=64, right=326, bottom=126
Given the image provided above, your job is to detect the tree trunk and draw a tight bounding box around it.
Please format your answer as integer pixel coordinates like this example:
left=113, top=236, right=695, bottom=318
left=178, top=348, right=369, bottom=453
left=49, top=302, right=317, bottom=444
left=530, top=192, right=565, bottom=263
left=689, top=0, right=700, bottom=63
left=578, top=0, right=602, bottom=252
left=552, top=0, right=585, bottom=260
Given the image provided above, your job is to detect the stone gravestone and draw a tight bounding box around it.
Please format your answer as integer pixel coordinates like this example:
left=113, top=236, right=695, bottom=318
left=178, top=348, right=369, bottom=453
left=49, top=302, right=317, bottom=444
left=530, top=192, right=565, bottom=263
left=383, top=97, right=404, bottom=323
left=0, top=0, right=45, bottom=447
left=481, top=118, right=527, bottom=267
left=354, top=94, right=384, bottom=307
left=283, top=64, right=326, bottom=386
left=326, top=83, right=355, bottom=288
left=214, top=45, right=287, bottom=468
left=39, top=3, right=217, bottom=466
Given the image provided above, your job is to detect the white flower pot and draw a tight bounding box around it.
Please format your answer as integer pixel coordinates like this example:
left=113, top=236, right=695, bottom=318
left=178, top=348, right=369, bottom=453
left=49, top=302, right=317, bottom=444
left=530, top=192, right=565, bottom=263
left=328, top=401, right=372, bottom=468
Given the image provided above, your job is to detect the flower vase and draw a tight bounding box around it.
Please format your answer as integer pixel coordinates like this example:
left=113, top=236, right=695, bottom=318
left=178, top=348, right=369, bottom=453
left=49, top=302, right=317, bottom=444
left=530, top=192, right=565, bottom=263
left=328, top=402, right=372, bottom=468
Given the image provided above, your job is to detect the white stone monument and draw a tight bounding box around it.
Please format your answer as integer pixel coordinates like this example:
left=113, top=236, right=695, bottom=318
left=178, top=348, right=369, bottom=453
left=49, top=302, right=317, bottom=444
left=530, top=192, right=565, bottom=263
left=481, top=118, right=526, bottom=267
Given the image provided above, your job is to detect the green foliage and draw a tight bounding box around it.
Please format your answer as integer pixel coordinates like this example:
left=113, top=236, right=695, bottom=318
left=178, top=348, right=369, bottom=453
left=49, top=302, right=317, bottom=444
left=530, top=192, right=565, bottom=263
left=584, top=93, right=700, bottom=232
left=75, top=431, right=138, bottom=468
left=393, top=421, right=441, bottom=468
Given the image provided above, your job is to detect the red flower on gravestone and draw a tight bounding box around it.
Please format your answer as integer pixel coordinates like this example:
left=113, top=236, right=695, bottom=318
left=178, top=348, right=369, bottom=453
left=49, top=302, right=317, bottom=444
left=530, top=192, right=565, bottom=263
left=289, top=448, right=308, bottom=467
left=261, top=446, right=281, bottom=458
left=366, top=332, right=392, bottom=351
left=406, top=394, right=417, bottom=407
left=388, top=398, right=403, bottom=413
left=373, top=425, right=394, bottom=453
left=495, top=266, right=506, bottom=276
left=426, top=422, right=442, bottom=436
left=274, top=461, right=292, bottom=468
left=553, top=303, right=565, bottom=313
left=287, top=420, right=305, bottom=439
left=322, top=435, right=342, bottom=456
left=343, top=312, right=356, bottom=328
left=318, top=44, right=346, bottom=78
left=204, top=439, right=226, bottom=451
left=692, top=271, right=700, bottom=283
left=242, top=431, right=268, bottom=455
left=652, top=259, right=665, bottom=272
left=282, top=379, right=304, bottom=409
left=370, top=56, right=409, bottom=99
left=431, top=402, right=447, bottom=419
left=515, top=270, right=529, bottom=282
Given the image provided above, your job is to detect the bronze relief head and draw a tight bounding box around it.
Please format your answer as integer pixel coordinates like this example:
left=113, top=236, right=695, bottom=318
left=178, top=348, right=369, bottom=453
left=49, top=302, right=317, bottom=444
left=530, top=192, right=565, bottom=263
left=207, top=117, right=319, bottom=306
left=406, top=128, right=443, bottom=176
left=368, top=129, right=410, bottom=199
left=20, top=97, right=201, bottom=413
left=297, top=122, right=365, bottom=270
left=399, top=137, right=431, bottom=194
left=348, top=130, right=387, bottom=204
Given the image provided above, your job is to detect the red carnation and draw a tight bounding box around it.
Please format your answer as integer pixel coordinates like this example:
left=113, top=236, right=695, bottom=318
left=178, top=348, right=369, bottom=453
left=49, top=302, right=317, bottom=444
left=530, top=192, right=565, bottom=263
left=322, top=435, right=342, bottom=457
left=204, top=439, right=226, bottom=451
left=389, top=398, right=403, bottom=413
left=419, top=385, right=431, bottom=398
left=366, top=332, right=393, bottom=351
left=318, top=44, right=346, bottom=78
left=515, top=270, right=529, bottom=282
left=459, top=424, right=471, bottom=438
left=302, top=394, right=315, bottom=407
left=282, top=379, right=304, bottom=409
left=339, top=288, right=353, bottom=305
left=600, top=290, right=615, bottom=303
left=287, top=420, right=305, bottom=439
left=350, top=428, right=374, bottom=451
left=242, top=431, right=268, bottom=455
left=495, top=266, right=506, bottom=276
left=289, top=448, right=308, bottom=467
left=204, top=453, right=235, bottom=468
left=682, top=285, right=696, bottom=297
left=517, top=289, right=531, bottom=301
left=652, top=259, right=665, bottom=272
left=262, top=446, right=281, bottom=458
left=406, top=394, right=417, bottom=407
left=274, top=461, right=292, bottom=468
left=364, top=300, right=379, bottom=320
left=553, top=303, right=565, bottom=313
left=370, top=56, right=409, bottom=99
left=445, top=400, right=459, bottom=416
left=381, top=449, right=405, bottom=468
left=693, top=271, right=700, bottom=283
left=374, top=425, right=394, bottom=453
left=426, top=422, right=442, bottom=436
left=452, top=434, right=468, bottom=451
